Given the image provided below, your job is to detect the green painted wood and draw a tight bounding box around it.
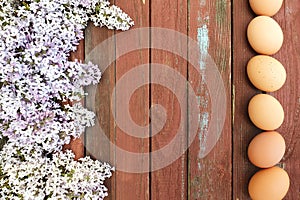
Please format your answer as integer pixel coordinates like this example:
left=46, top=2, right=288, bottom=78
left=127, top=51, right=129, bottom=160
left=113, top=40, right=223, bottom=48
left=188, top=0, right=232, bottom=199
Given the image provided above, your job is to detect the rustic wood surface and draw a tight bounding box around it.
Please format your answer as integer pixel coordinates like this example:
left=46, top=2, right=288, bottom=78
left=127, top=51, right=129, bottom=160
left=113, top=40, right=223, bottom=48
left=84, top=21, right=117, bottom=199
left=233, top=0, right=300, bottom=199
left=272, top=1, right=300, bottom=199
left=62, top=40, right=86, bottom=160
left=188, top=0, right=232, bottom=199
left=76, top=0, right=300, bottom=199
left=150, top=0, right=188, bottom=199
left=233, top=0, right=259, bottom=199
left=0, top=0, right=293, bottom=199
left=114, top=0, right=150, bottom=199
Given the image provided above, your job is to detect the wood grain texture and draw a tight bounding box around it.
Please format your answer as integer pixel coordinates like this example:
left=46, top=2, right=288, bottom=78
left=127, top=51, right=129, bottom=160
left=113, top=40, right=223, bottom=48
left=233, top=0, right=300, bottom=199
left=233, top=0, right=259, bottom=199
left=272, top=1, right=300, bottom=199
left=2, top=0, right=299, bottom=199
left=63, top=39, right=85, bottom=160
left=85, top=23, right=116, bottom=199
left=114, top=0, right=150, bottom=199
left=81, top=0, right=300, bottom=199
left=188, top=0, right=232, bottom=199
left=150, top=0, right=188, bottom=199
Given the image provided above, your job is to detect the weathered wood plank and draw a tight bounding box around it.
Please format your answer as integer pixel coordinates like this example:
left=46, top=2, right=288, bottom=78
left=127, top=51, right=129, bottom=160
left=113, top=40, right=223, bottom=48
left=85, top=23, right=116, bottom=199
left=81, top=0, right=300, bottom=199
left=188, top=0, right=232, bottom=199
left=63, top=39, right=85, bottom=160
left=114, top=0, right=150, bottom=199
left=272, top=1, right=300, bottom=198
left=150, top=0, right=188, bottom=199
left=233, top=0, right=261, bottom=199
left=233, top=0, right=300, bottom=199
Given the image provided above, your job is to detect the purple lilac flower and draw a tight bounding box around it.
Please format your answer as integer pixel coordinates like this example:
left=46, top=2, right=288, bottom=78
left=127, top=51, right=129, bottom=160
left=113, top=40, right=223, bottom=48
left=0, top=0, right=133, bottom=152
left=0, top=142, right=113, bottom=199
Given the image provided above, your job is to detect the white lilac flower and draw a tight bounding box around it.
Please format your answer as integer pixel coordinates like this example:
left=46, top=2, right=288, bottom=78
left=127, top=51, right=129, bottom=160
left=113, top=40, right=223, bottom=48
left=0, top=0, right=132, bottom=151
left=0, top=0, right=133, bottom=198
left=0, top=142, right=114, bottom=199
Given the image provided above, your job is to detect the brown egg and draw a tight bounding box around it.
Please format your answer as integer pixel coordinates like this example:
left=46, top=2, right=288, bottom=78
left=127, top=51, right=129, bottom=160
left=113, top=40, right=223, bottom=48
left=247, top=55, right=286, bottom=92
left=248, top=131, right=286, bottom=168
left=249, top=166, right=290, bottom=200
left=247, top=16, right=283, bottom=55
left=249, top=0, right=283, bottom=16
left=248, top=94, right=284, bottom=130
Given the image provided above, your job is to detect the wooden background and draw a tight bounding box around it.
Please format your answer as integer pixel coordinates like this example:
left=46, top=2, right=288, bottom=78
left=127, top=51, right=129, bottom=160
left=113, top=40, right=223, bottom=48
left=0, top=0, right=298, bottom=199
left=63, top=0, right=299, bottom=199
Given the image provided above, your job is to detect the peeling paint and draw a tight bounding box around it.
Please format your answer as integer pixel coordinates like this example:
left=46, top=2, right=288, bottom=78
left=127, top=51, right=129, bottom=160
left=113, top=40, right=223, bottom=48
left=232, top=84, right=235, bottom=125
left=198, top=162, right=201, bottom=170
left=197, top=95, right=208, bottom=109
left=198, top=112, right=210, bottom=157
left=200, top=0, right=206, bottom=6
left=216, top=0, right=227, bottom=26
left=197, top=15, right=210, bottom=26
left=197, top=25, right=209, bottom=70
left=197, top=23, right=210, bottom=158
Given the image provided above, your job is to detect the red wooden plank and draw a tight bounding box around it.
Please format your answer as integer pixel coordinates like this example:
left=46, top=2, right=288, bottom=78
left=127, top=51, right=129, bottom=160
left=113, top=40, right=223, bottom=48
left=233, top=0, right=300, bottom=199
left=233, top=0, right=261, bottom=198
left=271, top=1, right=300, bottom=198
left=63, top=39, right=85, bottom=160
left=188, top=0, right=232, bottom=199
left=85, top=24, right=116, bottom=199
left=114, top=0, right=150, bottom=199
left=150, top=0, right=188, bottom=199
left=80, top=0, right=300, bottom=199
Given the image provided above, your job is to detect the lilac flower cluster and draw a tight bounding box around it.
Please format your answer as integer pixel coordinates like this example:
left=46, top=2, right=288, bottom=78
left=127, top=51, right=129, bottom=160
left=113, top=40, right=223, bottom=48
left=0, top=0, right=133, bottom=198
left=0, top=0, right=133, bottom=152
left=0, top=142, right=114, bottom=199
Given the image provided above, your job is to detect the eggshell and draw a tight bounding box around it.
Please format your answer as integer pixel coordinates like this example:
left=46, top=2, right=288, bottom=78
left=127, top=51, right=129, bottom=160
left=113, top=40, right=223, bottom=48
left=249, top=166, right=290, bottom=200
left=247, top=55, right=286, bottom=92
left=248, top=131, right=286, bottom=168
left=247, top=16, right=283, bottom=55
left=249, top=0, right=283, bottom=16
left=248, top=94, right=284, bottom=130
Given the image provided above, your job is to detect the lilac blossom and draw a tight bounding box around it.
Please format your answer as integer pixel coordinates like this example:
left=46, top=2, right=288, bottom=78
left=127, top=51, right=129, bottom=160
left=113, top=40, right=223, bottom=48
left=0, top=0, right=133, bottom=197
left=0, top=142, right=113, bottom=199
left=0, top=0, right=133, bottom=152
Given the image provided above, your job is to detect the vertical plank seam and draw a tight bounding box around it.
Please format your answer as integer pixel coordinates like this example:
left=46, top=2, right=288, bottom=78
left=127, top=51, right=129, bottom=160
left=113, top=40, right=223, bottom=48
left=110, top=3, right=115, bottom=200
left=185, top=1, right=189, bottom=198
left=113, top=28, right=117, bottom=200
left=82, top=34, right=87, bottom=157
left=186, top=0, right=191, bottom=199
left=149, top=1, right=152, bottom=200
left=231, top=0, right=235, bottom=199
